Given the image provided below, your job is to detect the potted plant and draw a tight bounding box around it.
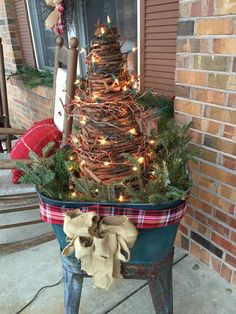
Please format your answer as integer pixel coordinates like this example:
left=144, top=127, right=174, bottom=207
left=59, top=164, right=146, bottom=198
left=17, top=22, right=197, bottom=313
left=19, top=20, right=195, bottom=268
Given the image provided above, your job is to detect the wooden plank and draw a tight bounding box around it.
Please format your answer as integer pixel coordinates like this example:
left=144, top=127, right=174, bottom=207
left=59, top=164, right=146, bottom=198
left=145, top=81, right=174, bottom=90
left=146, top=39, right=177, bottom=47
left=58, top=46, right=68, bottom=64
left=146, top=0, right=178, bottom=6
left=146, top=52, right=176, bottom=60
left=140, top=0, right=145, bottom=92
left=0, top=127, right=25, bottom=135
left=0, top=159, right=32, bottom=169
left=145, top=76, right=175, bottom=85
left=146, top=64, right=175, bottom=73
left=153, top=89, right=174, bottom=97
left=62, top=38, right=79, bottom=143
left=145, top=71, right=175, bottom=80
left=145, top=86, right=174, bottom=95
left=0, top=36, right=11, bottom=151
left=146, top=18, right=179, bottom=27
left=144, top=0, right=178, bottom=97
left=146, top=59, right=176, bottom=66
left=146, top=33, right=177, bottom=40
left=146, top=11, right=179, bottom=20
left=146, top=46, right=176, bottom=53
left=146, top=3, right=179, bottom=13
left=146, top=25, right=178, bottom=34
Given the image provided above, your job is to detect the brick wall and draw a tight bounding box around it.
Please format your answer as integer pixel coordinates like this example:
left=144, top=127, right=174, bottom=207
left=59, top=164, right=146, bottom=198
left=0, top=0, right=53, bottom=129
left=0, top=0, right=23, bottom=74
left=175, top=0, right=236, bottom=286
left=7, top=77, right=53, bottom=129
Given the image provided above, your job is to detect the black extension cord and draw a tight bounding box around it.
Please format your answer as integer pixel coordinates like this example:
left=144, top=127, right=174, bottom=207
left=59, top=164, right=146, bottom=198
left=15, top=277, right=63, bottom=314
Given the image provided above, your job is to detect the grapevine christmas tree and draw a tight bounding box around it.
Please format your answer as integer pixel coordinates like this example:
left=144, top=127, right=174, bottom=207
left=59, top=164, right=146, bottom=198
left=69, top=22, right=149, bottom=189
left=18, top=18, right=195, bottom=204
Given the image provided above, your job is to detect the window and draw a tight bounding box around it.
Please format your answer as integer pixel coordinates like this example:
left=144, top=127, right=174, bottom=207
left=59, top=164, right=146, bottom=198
left=27, top=0, right=137, bottom=72
left=75, top=0, right=137, bottom=73
left=27, top=0, right=56, bottom=69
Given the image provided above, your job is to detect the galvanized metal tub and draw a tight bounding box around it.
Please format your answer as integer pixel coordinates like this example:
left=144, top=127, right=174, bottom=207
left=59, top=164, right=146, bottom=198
left=38, top=193, right=187, bottom=263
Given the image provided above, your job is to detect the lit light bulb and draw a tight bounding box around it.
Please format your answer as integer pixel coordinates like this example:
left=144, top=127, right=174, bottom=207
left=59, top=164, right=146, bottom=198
left=133, top=166, right=138, bottom=171
left=80, top=160, right=85, bottom=166
left=137, top=157, right=144, bottom=164
left=133, top=82, right=138, bottom=89
left=119, top=194, right=124, bottom=202
left=69, top=166, right=74, bottom=172
left=115, top=78, right=119, bottom=85
left=99, top=137, right=108, bottom=145
left=69, top=156, right=76, bottom=161
left=132, top=47, right=137, bottom=52
left=80, top=48, right=86, bottom=54
left=131, top=75, right=134, bottom=83
left=74, top=80, right=80, bottom=85
left=103, top=161, right=111, bottom=166
left=92, top=55, right=96, bottom=63
left=101, top=27, right=105, bottom=34
left=149, top=140, right=155, bottom=145
left=75, top=96, right=81, bottom=101
left=92, top=92, right=99, bottom=102
left=123, top=85, right=127, bottom=92
left=80, top=117, right=86, bottom=125
left=95, top=188, right=99, bottom=193
left=107, top=16, right=111, bottom=24
left=72, top=136, right=79, bottom=144
left=71, top=191, right=77, bottom=198
left=129, top=128, right=137, bottom=135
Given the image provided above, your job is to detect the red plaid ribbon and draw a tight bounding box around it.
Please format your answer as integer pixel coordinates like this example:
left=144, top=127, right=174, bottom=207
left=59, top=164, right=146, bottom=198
left=39, top=198, right=187, bottom=229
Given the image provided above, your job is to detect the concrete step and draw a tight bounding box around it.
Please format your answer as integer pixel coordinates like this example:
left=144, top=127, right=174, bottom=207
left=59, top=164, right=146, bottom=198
left=0, top=167, right=35, bottom=196
left=0, top=222, right=53, bottom=244
left=1, top=208, right=41, bottom=226
left=0, top=192, right=54, bottom=252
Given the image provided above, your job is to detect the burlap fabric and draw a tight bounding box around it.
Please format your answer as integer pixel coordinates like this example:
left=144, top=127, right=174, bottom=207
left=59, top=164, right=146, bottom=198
left=62, top=209, right=138, bottom=290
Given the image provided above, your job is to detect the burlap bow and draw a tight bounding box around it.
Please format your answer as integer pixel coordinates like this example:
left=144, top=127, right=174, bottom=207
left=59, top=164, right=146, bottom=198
left=62, top=209, right=138, bottom=290
left=45, top=0, right=65, bottom=35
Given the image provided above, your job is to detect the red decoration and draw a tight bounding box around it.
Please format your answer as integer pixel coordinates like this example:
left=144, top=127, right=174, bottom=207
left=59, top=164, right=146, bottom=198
left=10, top=119, right=62, bottom=184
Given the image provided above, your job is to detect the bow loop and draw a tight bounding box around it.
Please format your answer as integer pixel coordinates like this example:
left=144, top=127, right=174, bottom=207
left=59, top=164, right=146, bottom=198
left=62, top=210, right=138, bottom=290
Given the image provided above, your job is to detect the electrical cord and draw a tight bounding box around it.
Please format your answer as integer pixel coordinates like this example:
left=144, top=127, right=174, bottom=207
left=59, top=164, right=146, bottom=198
left=15, top=277, right=63, bottom=314
left=15, top=254, right=189, bottom=313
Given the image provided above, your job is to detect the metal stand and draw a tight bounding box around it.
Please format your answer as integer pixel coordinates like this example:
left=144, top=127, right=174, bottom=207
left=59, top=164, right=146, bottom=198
left=121, top=250, right=174, bottom=314
left=61, top=249, right=174, bottom=314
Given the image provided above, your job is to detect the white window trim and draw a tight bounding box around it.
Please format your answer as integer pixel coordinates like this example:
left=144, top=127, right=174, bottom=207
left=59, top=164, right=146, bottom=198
left=25, top=0, right=40, bottom=69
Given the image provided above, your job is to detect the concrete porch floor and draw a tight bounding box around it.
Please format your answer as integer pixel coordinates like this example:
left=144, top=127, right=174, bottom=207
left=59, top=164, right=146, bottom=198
left=0, top=238, right=235, bottom=314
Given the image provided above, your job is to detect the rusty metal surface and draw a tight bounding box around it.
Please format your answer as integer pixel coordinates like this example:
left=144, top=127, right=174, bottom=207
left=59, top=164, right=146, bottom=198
left=121, top=249, right=174, bottom=279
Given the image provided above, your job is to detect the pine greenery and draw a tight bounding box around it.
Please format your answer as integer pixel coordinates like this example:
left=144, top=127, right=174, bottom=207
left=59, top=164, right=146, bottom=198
left=121, top=120, right=198, bottom=204
left=17, top=143, right=70, bottom=200
left=17, top=92, right=199, bottom=204
left=14, top=65, right=53, bottom=89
